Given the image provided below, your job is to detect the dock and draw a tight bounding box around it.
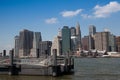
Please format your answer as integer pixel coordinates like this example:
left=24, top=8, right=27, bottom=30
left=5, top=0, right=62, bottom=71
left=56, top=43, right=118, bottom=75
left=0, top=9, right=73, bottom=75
left=0, top=50, right=74, bottom=77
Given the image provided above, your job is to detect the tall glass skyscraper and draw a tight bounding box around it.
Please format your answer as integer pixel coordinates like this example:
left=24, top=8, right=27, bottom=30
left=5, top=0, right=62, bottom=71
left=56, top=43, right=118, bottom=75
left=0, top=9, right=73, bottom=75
left=62, top=26, right=71, bottom=54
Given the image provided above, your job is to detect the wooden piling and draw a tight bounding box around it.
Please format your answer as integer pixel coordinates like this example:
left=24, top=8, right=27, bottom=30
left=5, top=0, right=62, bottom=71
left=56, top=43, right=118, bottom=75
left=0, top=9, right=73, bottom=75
left=52, top=49, right=57, bottom=76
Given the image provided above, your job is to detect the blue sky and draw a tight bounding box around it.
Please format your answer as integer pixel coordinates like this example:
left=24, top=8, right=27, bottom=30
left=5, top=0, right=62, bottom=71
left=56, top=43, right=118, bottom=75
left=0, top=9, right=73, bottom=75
left=0, top=0, right=120, bottom=53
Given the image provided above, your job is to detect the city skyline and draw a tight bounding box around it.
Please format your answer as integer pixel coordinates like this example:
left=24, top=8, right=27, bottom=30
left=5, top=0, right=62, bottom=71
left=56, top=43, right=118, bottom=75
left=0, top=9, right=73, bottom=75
left=0, top=0, right=120, bottom=53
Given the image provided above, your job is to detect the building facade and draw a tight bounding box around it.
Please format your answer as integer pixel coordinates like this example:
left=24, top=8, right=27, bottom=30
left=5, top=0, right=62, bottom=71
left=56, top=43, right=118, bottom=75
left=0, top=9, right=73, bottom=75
left=62, top=26, right=71, bottom=54
left=14, top=36, right=19, bottom=57
left=109, top=34, right=116, bottom=51
left=95, top=32, right=109, bottom=51
left=51, top=36, right=62, bottom=56
left=82, top=36, right=89, bottom=50
left=19, top=29, right=34, bottom=57
left=116, top=36, right=120, bottom=52
left=76, top=22, right=82, bottom=50
left=70, top=27, right=76, bottom=36
left=89, top=25, right=96, bottom=50
left=39, top=41, right=52, bottom=56
left=30, top=32, right=42, bottom=57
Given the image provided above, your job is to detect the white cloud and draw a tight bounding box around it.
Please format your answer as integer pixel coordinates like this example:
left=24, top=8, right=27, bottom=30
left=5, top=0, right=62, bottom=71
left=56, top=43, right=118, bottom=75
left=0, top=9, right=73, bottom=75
left=81, top=14, right=92, bottom=19
left=45, top=18, right=58, bottom=24
left=94, top=1, right=120, bottom=18
left=81, top=1, right=120, bottom=19
left=61, top=9, right=82, bottom=17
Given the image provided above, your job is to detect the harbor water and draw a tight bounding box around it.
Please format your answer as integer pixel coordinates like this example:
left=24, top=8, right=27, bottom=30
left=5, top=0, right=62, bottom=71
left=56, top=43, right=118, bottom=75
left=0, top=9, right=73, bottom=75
left=1, top=57, right=120, bottom=80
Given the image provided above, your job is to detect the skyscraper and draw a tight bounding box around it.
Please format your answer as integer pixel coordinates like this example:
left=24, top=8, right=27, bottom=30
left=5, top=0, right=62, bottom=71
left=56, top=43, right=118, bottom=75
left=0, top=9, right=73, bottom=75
left=89, top=25, right=96, bottom=50
left=70, top=27, right=76, bottom=36
left=14, top=36, right=19, bottom=57
left=51, top=36, right=62, bottom=56
left=116, top=36, right=120, bottom=52
left=82, top=36, right=89, bottom=50
left=89, top=25, right=96, bottom=37
left=39, top=41, right=52, bottom=56
left=76, top=22, right=82, bottom=50
left=109, top=34, right=116, bottom=51
left=62, top=26, right=71, bottom=54
left=94, top=32, right=109, bottom=51
left=19, top=29, right=33, bottom=57
left=30, top=32, right=42, bottom=57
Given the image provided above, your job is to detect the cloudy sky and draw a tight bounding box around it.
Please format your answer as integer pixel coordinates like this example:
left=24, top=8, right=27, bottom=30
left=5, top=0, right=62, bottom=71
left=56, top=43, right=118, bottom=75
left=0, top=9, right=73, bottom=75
left=0, top=0, right=120, bottom=53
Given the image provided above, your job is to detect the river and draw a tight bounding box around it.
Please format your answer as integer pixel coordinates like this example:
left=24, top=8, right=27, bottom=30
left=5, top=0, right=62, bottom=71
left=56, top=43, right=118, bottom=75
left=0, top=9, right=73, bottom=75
left=1, top=58, right=120, bottom=80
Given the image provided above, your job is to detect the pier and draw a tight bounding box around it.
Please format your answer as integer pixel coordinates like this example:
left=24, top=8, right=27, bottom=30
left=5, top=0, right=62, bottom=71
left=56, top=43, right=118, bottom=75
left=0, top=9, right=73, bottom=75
left=0, top=50, right=74, bottom=77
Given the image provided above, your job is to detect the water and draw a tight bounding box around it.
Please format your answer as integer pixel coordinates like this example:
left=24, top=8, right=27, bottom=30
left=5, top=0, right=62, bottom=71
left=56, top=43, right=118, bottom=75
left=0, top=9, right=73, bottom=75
left=1, top=58, right=120, bottom=80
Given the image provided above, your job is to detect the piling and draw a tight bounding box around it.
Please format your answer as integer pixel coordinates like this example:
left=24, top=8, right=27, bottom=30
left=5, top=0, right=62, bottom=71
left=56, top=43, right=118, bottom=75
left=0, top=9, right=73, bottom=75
left=36, top=49, right=39, bottom=58
left=9, top=49, right=18, bottom=75
left=52, top=49, right=57, bottom=77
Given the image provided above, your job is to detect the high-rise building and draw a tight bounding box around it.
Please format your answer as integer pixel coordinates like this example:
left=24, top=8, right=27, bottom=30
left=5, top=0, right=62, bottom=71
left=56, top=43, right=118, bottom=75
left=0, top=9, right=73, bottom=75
left=70, top=27, right=76, bottom=36
left=95, top=32, right=109, bottom=51
left=30, top=32, right=42, bottom=57
left=89, top=25, right=96, bottom=50
left=62, top=26, right=71, bottom=54
left=71, top=36, right=77, bottom=54
left=58, top=28, right=62, bottom=37
left=19, top=29, right=33, bottom=57
left=109, top=34, right=116, bottom=51
left=82, top=36, right=89, bottom=50
left=39, top=41, right=52, bottom=56
left=51, top=36, right=62, bottom=56
left=14, top=36, right=19, bottom=57
left=89, top=25, right=96, bottom=37
left=76, top=22, right=82, bottom=50
left=116, top=36, right=120, bottom=52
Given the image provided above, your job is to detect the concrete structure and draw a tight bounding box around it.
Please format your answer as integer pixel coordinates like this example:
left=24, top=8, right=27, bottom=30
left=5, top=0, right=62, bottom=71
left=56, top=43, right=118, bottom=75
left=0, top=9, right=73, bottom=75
left=51, top=36, right=62, bottom=56
left=82, top=36, right=89, bottom=50
left=116, top=36, right=120, bottom=52
left=39, top=41, right=52, bottom=56
left=62, top=26, right=71, bottom=54
left=14, top=36, right=19, bottom=57
left=89, top=25, right=96, bottom=50
left=95, top=32, right=109, bottom=51
left=19, top=29, right=34, bottom=57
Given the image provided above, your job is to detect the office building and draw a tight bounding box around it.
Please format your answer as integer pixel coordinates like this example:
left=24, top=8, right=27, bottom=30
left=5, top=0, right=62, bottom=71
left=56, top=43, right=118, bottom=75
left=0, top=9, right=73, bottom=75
left=51, top=36, right=62, bottom=56
left=109, top=34, right=116, bottom=51
left=76, top=22, right=82, bottom=50
left=116, top=36, right=120, bottom=52
left=19, top=29, right=33, bottom=57
left=39, top=41, right=52, bottom=56
left=30, top=32, right=42, bottom=57
left=94, top=32, right=109, bottom=51
left=14, top=36, right=19, bottom=57
left=62, top=26, right=71, bottom=54
left=82, top=36, right=89, bottom=50
left=70, top=27, right=76, bottom=36
left=89, top=25, right=96, bottom=50
left=71, top=36, right=78, bottom=54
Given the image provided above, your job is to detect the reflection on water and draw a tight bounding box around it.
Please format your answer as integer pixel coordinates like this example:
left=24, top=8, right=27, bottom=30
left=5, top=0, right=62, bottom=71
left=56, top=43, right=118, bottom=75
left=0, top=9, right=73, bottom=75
left=1, top=58, right=120, bottom=80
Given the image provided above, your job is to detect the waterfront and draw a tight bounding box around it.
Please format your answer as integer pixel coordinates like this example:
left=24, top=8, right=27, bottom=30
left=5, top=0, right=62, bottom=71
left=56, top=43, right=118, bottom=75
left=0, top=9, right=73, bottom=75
left=1, top=58, right=120, bottom=80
